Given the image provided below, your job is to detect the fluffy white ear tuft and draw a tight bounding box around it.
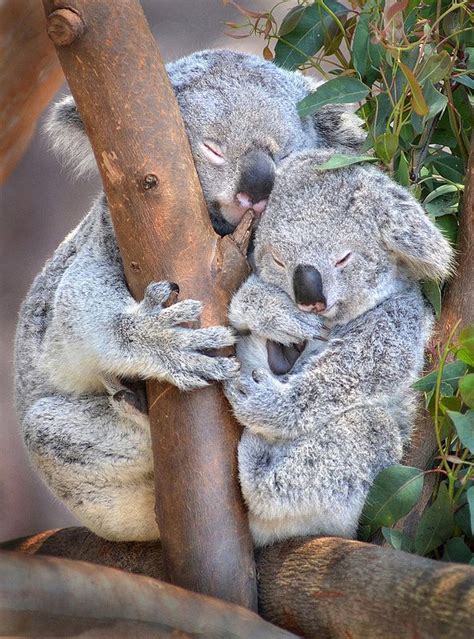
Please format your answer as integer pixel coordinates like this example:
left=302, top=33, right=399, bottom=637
left=379, top=182, right=455, bottom=282
left=44, top=96, right=98, bottom=179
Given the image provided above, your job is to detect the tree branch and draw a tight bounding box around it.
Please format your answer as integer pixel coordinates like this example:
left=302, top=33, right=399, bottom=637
left=0, top=550, right=294, bottom=639
left=42, top=0, right=256, bottom=608
left=0, top=0, right=63, bottom=183
left=5, top=528, right=474, bottom=639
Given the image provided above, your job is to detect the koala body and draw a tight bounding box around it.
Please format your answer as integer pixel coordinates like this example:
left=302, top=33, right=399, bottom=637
left=15, top=50, right=364, bottom=541
left=225, top=150, right=454, bottom=546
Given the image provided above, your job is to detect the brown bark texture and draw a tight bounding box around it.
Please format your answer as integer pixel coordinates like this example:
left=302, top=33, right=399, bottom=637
left=0, top=0, right=63, bottom=183
left=5, top=528, right=474, bottom=639
left=0, top=550, right=295, bottom=639
left=42, top=0, right=256, bottom=608
left=397, top=136, right=474, bottom=539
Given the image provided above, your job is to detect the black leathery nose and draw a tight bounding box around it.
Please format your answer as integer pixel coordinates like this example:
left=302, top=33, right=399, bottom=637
left=237, top=150, right=275, bottom=203
left=293, top=264, right=326, bottom=306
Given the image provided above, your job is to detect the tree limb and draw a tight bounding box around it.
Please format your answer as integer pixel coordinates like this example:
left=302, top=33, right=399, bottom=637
left=0, top=0, right=63, bottom=183
left=0, top=550, right=294, bottom=639
left=5, top=528, right=474, bottom=639
left=42, top=0, right=256, bottom=607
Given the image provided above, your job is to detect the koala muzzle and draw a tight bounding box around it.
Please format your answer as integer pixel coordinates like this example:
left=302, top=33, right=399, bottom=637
left=237, top=150, right=275, bottom=213
left=293, top=264, right=327, bottom=313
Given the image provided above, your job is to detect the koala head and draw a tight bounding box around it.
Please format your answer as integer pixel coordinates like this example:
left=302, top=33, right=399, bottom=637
left=46, top=49, right=364, bottom=236
left=253, top=150, right=454, bottom=327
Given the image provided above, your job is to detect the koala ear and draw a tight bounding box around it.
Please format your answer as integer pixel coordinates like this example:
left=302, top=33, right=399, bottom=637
left=301, top=78, right=366, bottom=151
left=44, top=95, right=97, bottom=178
left=312, top=104, right=366, bottom=152
left=378, top=182, right=455, bottom=282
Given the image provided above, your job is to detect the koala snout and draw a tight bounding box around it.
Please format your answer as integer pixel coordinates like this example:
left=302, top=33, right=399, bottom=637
left=293, top=264, right=327, bottom=313
left=237, top=150, right=275, bottom=212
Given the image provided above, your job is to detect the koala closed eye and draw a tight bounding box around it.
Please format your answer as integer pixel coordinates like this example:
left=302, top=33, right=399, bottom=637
left=335, top=252, right=352, bottom=268
left=201, top=140, right=226, bottom=165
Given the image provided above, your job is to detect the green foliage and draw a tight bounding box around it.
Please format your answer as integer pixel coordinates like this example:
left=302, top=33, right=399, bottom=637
left=359, top=465, right=424, bottom=533
left=226, top=0, right=473, bottom=566
left=364, top=326, right=474, bottom=563
left=226, top=1, right=472, bottom=300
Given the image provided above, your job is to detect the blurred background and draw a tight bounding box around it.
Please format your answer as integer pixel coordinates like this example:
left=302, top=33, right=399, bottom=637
left=0, top=0, right=283, bottom=542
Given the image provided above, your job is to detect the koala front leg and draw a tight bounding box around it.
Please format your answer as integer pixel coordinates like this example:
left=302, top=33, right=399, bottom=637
left=229, top=274, right=323, bottom=346
left=224, top=368, right=306, bottom=441
left=43, top=248, right=238, bottom=393
left=23, top=393, right=159, bottom=542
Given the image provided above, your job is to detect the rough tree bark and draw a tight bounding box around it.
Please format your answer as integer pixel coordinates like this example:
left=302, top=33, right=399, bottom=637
left=0, top=550, right=295, bottom=639
left=42, top=0, right=256, bottom=608
left=4, top=529, right=474, bottom=639
left=0, top=0, right=63, bottom=183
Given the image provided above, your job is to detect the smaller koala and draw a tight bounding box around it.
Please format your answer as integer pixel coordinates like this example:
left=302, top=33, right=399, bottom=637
left=225, top=150, right=454, bottom=546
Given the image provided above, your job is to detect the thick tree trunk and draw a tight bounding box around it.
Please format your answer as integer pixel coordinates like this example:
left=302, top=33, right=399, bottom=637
left=0, top=0, right=63, bottom=183
left=5, top=528, right=474, bottom=639
left=42, top=0, right=256, bottom=608
left=0, top=550, right=295, bottom=639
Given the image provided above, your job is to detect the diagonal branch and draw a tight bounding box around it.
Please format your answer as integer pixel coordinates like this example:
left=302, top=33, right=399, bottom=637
left=42, top=0, right=256, bottom=608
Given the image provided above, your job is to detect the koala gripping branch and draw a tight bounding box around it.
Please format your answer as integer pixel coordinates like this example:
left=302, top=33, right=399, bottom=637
left=42, top=0, right=257, bottom=608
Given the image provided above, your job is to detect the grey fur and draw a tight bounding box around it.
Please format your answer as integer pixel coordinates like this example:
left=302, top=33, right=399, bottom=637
left=224, top=150, right=454, bottom=546
left=16, top=50, right=364, bottom=541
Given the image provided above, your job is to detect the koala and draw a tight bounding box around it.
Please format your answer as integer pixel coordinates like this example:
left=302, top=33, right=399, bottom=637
left=224, top=149, right=454, bottom=547
left=15, top=49, right=364, bottom=542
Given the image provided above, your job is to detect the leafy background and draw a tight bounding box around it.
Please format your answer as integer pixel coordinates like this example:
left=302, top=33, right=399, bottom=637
left=227, top=0, right=473, bottom=562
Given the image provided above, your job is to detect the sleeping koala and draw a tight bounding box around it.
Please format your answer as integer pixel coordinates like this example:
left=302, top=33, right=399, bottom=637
left=225, top=149, right=454, bottom=547
left=15, top=49, right=364, bottom=541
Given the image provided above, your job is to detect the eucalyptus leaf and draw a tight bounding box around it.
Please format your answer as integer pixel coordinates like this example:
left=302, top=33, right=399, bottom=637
left=422, top=280, right=441, bottom=319
left=446, top=410, right=474, bottom=452
left=360, top=465, right=424, bottom=531
left=352, top=3, right=382, bottom=86
left=275, top=0, right=347, bottom=70
left=413, top=361, right=469, bottom=393
left=428, top=152, right=465, bottom=183
left=415, top=484, right=454, bottom=556
left=394, top=151, right=410, bottom=186
left=457, top=328, right=474, bottom=365
left=423, top=82, right=449, bottom=120
left=374, top=92, right=393, bottom=137
left=423, top=184, right=459, bottom=205
left=459, top=326, right=474, bottom=356
left=455, top=74, right=474, bottom=90
left=399, top=61, right=429, bottom=116
left=434, top=215, right=458, bottom=247
left=278, top=5, right=305, bottom=37
left=425, top=197, right=458, bottom=218
left=454, top=500, right=472, bottom=537
left=382, top=527, right=414, bottom=552
left=459, top=375, right=474, bottom=408
left=419, top=51, right=452, bottom=85
left=442, top=537, right=473, bottom=564
left=316, top=154, right=378, bottom=170
left=298, top=77, right=370, bottom=117
left=374, top=132, right=399, bottom=164
left=467, top=487, right=474, bottom=537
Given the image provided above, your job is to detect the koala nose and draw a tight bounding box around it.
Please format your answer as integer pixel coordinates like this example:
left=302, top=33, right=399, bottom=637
left=237, top=149, right=275, bottom=210
left=293, top=264, right=327, bottom=313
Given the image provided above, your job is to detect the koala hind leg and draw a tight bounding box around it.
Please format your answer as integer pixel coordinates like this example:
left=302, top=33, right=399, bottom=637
left=22, top=393, right=158, bottom=542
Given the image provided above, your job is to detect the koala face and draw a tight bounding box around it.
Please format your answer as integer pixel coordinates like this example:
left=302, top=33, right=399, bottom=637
left=254, top=150, right=453, bottom=326
left=169, top=50, right=321, bottom=235
left=47, top=50, right=365, bottom=236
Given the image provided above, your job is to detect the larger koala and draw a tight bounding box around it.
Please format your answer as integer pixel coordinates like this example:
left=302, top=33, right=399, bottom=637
left=15, top=49, right=364, bottom=541
left=225, top=149, right=454, bottom=546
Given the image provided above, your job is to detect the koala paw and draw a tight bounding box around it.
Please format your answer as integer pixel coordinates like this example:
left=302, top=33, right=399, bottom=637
left=121, top=281, right=240, bottom=391
left=224, top=368, right=286, bottom=433
left=229, top=277, right=323, bottom=346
